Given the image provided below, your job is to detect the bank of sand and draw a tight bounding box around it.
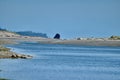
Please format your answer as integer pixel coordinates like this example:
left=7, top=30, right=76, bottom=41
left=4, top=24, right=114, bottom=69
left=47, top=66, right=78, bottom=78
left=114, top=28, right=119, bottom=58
left=1, top=36, right=120, bottom=46
left=37, top=38, right=120, bottom=46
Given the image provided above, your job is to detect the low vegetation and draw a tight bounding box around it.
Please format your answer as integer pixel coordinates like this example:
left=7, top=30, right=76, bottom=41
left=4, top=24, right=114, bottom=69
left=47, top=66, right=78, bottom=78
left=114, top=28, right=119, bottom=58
left=0, top=46, right=10, bottom=51
left=109, top=35, right=120, bottom=40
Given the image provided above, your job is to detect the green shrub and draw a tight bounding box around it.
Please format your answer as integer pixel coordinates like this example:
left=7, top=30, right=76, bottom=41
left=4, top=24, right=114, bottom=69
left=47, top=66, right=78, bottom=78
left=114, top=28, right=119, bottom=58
left=110, top=36, right=120, bottom=40
left=0, top=46, right=10, bottom=51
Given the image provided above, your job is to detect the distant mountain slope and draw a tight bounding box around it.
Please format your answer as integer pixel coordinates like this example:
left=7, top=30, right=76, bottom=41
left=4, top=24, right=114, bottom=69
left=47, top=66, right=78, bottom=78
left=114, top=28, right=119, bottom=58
left=16, top=31, right=48, bottom=38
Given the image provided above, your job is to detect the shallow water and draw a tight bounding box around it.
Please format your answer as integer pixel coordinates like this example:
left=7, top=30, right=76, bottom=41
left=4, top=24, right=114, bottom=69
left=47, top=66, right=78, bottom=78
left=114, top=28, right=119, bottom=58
left=1, top=42, right=120, bottom=80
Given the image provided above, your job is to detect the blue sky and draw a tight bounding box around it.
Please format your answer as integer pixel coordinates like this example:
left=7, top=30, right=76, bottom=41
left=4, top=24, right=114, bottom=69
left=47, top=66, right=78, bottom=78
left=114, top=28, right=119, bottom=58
left=0, top=0, right=120, bottom=39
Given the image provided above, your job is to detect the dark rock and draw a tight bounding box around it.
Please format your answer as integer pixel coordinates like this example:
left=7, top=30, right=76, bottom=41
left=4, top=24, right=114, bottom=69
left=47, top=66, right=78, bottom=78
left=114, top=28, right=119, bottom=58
left=20, top=55, right=32, bottom=59
left=11, top=54, right=32, bottom=59
left=77, top=38, right=81, bottom=40
left=20, top=56, right=27, bottom=59
left=54, top=33, right=60, bottom=39
left=11, top=54, right=17, bottom=58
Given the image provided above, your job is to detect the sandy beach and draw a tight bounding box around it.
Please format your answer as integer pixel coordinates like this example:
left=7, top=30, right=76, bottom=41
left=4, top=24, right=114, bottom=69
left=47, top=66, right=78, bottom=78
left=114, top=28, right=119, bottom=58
left=35, top=38, right=120, bottom=47
left=1, top=36, right=120, bottom=47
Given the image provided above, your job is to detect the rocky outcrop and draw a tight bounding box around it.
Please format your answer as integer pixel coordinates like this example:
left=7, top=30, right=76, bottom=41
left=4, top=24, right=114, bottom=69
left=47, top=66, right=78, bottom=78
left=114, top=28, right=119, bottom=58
left=0, top=46, right=32, bottom=59
left=54, top=33, right=60, bottom=39
left=11, top=53, right=32, bottom=59
left=0, top=51, right=32, bottom=59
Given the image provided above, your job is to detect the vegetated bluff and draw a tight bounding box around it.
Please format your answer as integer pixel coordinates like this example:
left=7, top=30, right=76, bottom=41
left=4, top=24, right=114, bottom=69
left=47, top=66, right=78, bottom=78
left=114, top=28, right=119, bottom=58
left=16, top=31, right=48, bottom=38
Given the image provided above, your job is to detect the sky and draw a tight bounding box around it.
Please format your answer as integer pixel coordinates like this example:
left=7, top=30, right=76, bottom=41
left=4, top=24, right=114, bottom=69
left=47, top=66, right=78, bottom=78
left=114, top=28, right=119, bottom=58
left=0, top=0, right=120, bottom=39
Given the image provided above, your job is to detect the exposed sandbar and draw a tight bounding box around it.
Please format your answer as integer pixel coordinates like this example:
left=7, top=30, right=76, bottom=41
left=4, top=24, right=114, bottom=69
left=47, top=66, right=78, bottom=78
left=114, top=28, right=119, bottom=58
left=38, top=39, right=120, bottom=47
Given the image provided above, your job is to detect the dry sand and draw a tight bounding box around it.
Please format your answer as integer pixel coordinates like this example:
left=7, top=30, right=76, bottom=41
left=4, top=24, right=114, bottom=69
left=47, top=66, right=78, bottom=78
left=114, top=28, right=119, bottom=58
left=37, top=39, right=120, bottom=46
left=1, top=36, right=120, bottom=47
